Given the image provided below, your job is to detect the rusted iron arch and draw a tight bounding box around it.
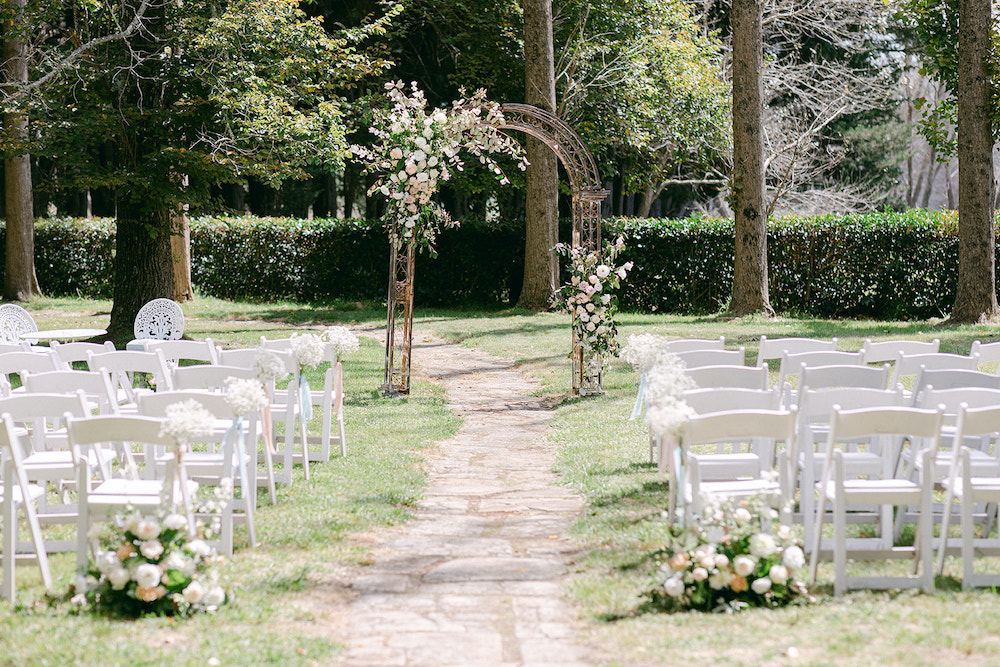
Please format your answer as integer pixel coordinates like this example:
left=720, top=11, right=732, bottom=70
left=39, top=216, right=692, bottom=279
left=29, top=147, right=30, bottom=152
left=498, top=103, right=604, bottom=195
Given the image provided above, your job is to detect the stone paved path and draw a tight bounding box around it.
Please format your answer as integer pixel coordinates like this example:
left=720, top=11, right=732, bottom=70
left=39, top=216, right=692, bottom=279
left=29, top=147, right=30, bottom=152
left=313, top=335, right=593, bottom=666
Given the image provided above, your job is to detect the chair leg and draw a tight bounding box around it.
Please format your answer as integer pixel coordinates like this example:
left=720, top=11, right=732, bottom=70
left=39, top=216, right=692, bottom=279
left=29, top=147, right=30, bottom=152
left=962, top=492, right=975, bottom=590
left=809, top=494, right=827, bottom=586
left=833, top=492, right=847, bottom=597
left=2, top=463, right=15, bottom=600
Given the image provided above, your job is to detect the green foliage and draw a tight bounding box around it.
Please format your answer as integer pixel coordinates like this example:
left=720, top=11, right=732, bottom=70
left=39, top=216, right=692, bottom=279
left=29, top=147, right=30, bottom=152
left=18, top=210, right=973, bottom=319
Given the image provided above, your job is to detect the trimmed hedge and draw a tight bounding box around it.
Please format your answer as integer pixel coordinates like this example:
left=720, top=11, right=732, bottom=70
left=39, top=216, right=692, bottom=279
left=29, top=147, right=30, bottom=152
left=5, top=209, right=980, bottom=318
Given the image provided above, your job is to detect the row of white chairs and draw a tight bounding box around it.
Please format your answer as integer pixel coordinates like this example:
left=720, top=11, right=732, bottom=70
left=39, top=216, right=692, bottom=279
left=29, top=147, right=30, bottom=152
left=0, top=335, right=350, bottom=599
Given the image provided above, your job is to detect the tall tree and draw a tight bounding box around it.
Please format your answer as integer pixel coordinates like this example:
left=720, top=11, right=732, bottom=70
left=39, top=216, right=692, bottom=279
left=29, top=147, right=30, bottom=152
left=32, top=0, right=390, bottom=341
left=729, top=0, right=772, bottom=316
left=519, top=0, right=560, bottom=310
left=952, top=0, right=997, bottom=322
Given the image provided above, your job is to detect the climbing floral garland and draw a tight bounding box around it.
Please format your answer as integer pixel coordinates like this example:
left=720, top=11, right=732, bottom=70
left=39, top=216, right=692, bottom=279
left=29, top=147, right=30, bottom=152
left=552, top=236, right=633, bottom=368
left=351, top=80, right=527, bottom=255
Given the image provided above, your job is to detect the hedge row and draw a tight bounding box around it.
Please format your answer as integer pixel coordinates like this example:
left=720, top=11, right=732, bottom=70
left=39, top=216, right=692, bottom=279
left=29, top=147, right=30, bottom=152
left=8, top=209, right=976, bottom=318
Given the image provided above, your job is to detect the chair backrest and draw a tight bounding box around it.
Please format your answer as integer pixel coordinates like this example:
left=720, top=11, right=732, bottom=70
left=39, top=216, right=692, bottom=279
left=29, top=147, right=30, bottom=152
left=777, top=350, right=864, bottom=389
left=218, top=347, right=297, bottom=374
left=914, top=386, right=1000, bottom=413
left=141, top=338, right=220, bottom=365
left=681, top=387, right=781, bottom=415
left=912, top=367, right=1000, bottom=396
left=66, top=414, right=173, bottom=451
left=685, top=364, right=768, bottom=390
left=825, top=406, right=943, bottom=471
left=970, top=340, right=1000, bottom=366
left=0, top=304, right=36, bottom=343
left=172, top=364, right=256, bottom=391
left=798, top=363, right=891, bottom=391
left=0, top=351, right=60, bottom=394
left=891, top=352, right=980, bottom=388
left=757, top=336, right=836, bottom=367
left=682, top=408, right=796, bottom=464
left=798, top=386, right=907, bottom=422
left=86, top=349, right=174, bottom=401
left=22, top=370, right=119, bottom=414
left=136, top=389, right=236, bottom=419
left=674, top=347, right=745, bottom=369
left=862, top=338, right=940, bottom=364
left=952, top=403, right=1000, bottom=453
left=0, top=391, right=90, bottom=453
left=133, top=298, right=184, bottom=340
left=49, top=340, right=117, bottom=369
left=660, top=337, right=726, bottom=354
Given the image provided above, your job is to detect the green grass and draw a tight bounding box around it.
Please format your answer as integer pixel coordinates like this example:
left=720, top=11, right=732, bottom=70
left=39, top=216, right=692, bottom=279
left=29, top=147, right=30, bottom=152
left=7, top=298, right=1000, bottom=664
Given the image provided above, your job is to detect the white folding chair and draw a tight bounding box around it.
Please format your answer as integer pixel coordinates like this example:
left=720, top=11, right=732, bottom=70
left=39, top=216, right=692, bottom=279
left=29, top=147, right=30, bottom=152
left=137, top=338, right=220, bottom=367
left=0, top=413, right=52, bottom=599
left=936, top=404, right=1000, bottom=586
left=86, top=349, right=174, bottom=408
left=0, top=351, right=60, bottom=397
left=685, top=364, right=768, bottom=390
left=136, top=390, right=258, bottom=555
left=862, top=338, right=940, bottom=365
left=674, top=347, right=745, bottom=369
left=890, top=352, right=980, bottom=390
left=776, top=350, right=865, bottom=393
left=659, top=337, right=726, bottom=354
left=67, top=414, right=198, bottom=571
left=808, top=405, right=943, bottom=596
left=798, top=364, right=891, bottom=391
left=912, top=368, right=1000, bottom=398
left=23, top=370, right=120, bottom=415
left=674, top=408, right=796, bottom=526
left=48, top=340, right=116, bottom=370
left=681, top=387, right=781, bottom=416
left=757, top=336, right=837, bottom=368
left=970, top=340, right=1000, bottom=373
left=794, top=386, right=907, bottom=553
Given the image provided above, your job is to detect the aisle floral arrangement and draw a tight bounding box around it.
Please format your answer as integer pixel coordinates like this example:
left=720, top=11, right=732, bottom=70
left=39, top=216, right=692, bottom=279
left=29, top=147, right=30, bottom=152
left=323, top=325, right=360, bottom=362
left=351, top=80, right=527, bottom=255
left=78, top=512, right=228, bottom=618
left=552, top=235, right=633, bottom=373
left=645, top=497, right=811, bottom=613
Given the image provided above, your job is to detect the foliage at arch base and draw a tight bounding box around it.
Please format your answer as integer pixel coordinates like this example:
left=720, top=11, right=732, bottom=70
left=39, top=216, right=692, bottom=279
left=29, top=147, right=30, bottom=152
left=74, top=509, right=229, bottom=618
left=351, top=80, right=527, bottom=258
left=644, top=496, right=813, bottom=613
left=553, top=236, right=633, bottom=395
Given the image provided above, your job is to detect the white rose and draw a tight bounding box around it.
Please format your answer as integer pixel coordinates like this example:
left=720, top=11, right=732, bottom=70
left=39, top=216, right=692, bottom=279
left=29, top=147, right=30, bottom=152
left=734, top=507, right=752, bottom=524
left=714, top=554, right=729, bottom=569
left=586, top=303, right=595, bottom=312
left=135, top=519, right=160, bottom=541
left=596, top=264, right=611, bottom=279
left=134, top=563, right=161, bottom=589
left=783, top=546, right=805, bottom=571
left=182, top=580, right=205, bottom=604
left=202, top=586, right=226, bottom=607
left=586, top=322, right=596, bottom=331
left=733, top=555, right=756, bottom=577
left=749, top=533, right=777, bottom=558
left=109, top=567, right=131, bottom=590
left=692, top=567, right=709, bottom=582
left=601, top=294, right=611, bottom=304
left=751, top=577, right=772, bottom=594
left=163, top=514, right=188, bottom=531
left=617, top=266, right=628, bottom=280
left=663, top=576, right=686, bottom=598
left=95, top=550, right=119, bottom=575
left=708, top=571, right=731, bottom=590
left=140, top=540, right=164, bottom=560
left=769, top=564, right=789, bottom=585
left=777, top=524, right=792, bottom=541
left=187, top=539, right=212, bottom=558
left=390, top=147, right=403, bottom=160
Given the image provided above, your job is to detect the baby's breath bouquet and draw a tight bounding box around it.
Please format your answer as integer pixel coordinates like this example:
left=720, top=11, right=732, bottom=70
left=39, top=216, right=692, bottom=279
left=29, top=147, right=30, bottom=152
left=77, top=511, right=228, bottom=618
left=323, top=326, right=360, bottom=363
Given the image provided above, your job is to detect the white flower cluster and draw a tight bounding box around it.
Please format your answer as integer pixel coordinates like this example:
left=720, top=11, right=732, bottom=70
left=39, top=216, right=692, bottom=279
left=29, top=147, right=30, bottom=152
left=224, top=377, right=268, bottom=416
left=552, top=236, right=633, bottom=360
left=650, top=497, right=810, bottom=612
left=253, top=348, right=289, bottom=385
left=643, top=351, right=696, bottom=438
left=352, top=80, right=527, bottom=254
left=620, top=334, right=673, bottom=375
left=323, top=325, right=360, bottom=362
left=289, top=332, right=326, bottom=371
left=81, top=510, right=227, bottom=616
left=159, top=399, right=215, bottom=447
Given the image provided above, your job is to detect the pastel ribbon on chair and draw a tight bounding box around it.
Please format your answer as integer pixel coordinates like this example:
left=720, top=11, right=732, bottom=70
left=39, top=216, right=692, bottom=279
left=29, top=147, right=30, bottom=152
left=629, top=372, right=648, bottom=420
left=222, top=416, right=250, bottom=502
left=298, top=373, right=313, bottom=421
left=334, top=362, right=344, bottom=419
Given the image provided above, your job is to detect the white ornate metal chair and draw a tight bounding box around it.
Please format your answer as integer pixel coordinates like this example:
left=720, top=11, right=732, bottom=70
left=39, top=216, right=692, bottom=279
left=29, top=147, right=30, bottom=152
left=133, top=298, right=184, bottom=340
left=0, top=304, right=36, bottom=344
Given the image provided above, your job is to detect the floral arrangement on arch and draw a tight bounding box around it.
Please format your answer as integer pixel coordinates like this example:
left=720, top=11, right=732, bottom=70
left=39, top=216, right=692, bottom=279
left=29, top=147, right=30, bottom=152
left=552, top=236, right=633, bottom=366
left=644, top=496, right=811, bottom=613
left=77, top=511, right=228, bottom=618
left=351, top=80, right=527, bottom=255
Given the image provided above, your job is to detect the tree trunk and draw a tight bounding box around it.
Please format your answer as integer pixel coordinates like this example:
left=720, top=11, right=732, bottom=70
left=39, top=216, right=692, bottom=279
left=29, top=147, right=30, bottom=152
left=517, top=0, right=559, bottom=310
left=171, top=207, right=193, bottom=303
left=952, top=0, right=998, bottom=323
left=729, top=0, right=773, bottom=317
left=108, top=200, right=175, bottom=344
left=2, top=0, right=40, bottom=301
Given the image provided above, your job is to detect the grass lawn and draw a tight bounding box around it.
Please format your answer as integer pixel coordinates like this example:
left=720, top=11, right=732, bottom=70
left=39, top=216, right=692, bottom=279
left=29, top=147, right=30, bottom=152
left=4, top=297, right=1000, bottom=665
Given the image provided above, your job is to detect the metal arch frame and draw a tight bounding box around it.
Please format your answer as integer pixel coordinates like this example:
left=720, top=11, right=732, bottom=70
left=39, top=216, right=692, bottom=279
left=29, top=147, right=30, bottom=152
left=382, top=104, right=609, bottom=396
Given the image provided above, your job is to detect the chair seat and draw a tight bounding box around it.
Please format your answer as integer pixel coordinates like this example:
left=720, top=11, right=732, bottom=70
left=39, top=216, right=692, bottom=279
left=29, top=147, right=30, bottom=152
left=0, top=482, right=45, bottom=505
left=89, top=478, right=198, bottom=507
left=820, top=478, right=923, bottom=504
left=689, top=453, right=761, bottom=480
left=943, top=476, right=1000, bottom=497
left=691, top=479, right=780, bottom=502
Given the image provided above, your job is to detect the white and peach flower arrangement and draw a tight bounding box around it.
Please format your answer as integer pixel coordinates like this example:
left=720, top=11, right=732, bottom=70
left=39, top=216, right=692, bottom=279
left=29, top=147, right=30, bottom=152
left=77, top=511, right=228, bottom=618
left=351, top=80, right=527, bottom=256
left=552, top=235, right=633, bottom=370
left=645, top=496, right=811, bottom=613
